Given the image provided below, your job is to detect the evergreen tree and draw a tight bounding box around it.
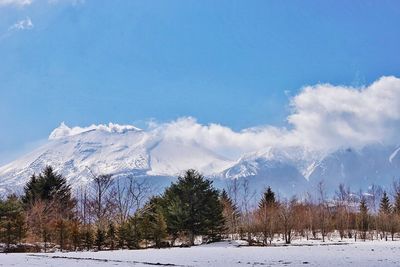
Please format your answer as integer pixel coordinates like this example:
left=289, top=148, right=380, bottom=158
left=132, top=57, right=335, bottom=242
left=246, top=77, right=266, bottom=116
left=106, top=223, right=116, bottom=250
left=70, top=221, right=81, bottom=251
left=162, top=169, right=225, bottom=245
left=119, top=214, right=142, bottom=249
left=140, top=210, right=151, bottom=248
left=358, top=197, right=369, bottom=241
left=22, top=166, right=76, bottom=248
left=392, top=190, right=400, bottom=241
left=117, top=224, right=126, bottom=248
left=379, top=191, right=391, bottom=215
left=22, top=166, right=75, bottom=216
left=141, top=197, right=168, bottom=248
left=257, top=187, right=278, bottom=245
left=379, top=191, right=392, bottom=241
left=82, top=226, right=94, bottom=250
left=151, top=210, right=168, bottom=248
left=258, top=186, right=276, bottom=209
left=394, top=190, right=400, bottom=215
left=163, top=195, right=186, bottom=242
left=95, top=228, right=106, bottom=250
left=0, top=195, right=26, bottom=249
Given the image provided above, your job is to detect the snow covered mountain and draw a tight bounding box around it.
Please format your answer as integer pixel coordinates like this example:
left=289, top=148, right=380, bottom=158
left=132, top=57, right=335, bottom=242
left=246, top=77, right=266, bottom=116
left=0, top=122, right=399, bottom=196
left=219, top=144, right=400, bottom=195
left=0, top=123, right=233, bottom=194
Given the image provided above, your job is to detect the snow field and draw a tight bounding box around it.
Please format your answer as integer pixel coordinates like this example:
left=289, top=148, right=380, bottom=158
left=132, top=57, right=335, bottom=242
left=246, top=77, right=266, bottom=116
left=1, top=240, right=400, bottom=267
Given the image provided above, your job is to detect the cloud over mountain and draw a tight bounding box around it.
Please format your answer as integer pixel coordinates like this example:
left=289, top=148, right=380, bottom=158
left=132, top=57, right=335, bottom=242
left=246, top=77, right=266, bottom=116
left=141, top=76, right=400, bottom=158
left=1, top=76, right=400, bottom=195
left=49, top=122, right=141, bottom=140
left=48, top=76, right=400, bottom=161
left=288, top=76, right=400, bottom=150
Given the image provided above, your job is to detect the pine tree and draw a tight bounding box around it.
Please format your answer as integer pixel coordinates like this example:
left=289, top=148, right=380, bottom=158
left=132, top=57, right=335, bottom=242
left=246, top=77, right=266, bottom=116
left=207, top=191, right=226, bottom=242
left=0, top=195, right=26, bottom=250
left=70, top=221, right=81, bottom=251
left=162, top=169, right=225, bottom=246
left=82, top=226, right=94, bottom=250
left=140, top=210, right=151, bottom=248
left=22, top=166, right=76, bottom=249
left=258, top=187, right=276, bottom=209
left=117, top=224, right=126, bottom=248
left=393, top=190, right=400, bottom=241
left=379, top=191, right=392, bottom=241
left=141, top=197, right=168, bottom=248
left=151, top=210, right=168, bottom=248
left=119, top=213, right=143, bottom=249
left=394, top=190, right=400, bottom=215
left=95, top=228, right=106, bottom=250
left=358, top=197, right=369, bottom=241
left=257, top=187, right=277, bottom=245
left=379, top=192, right=391, bottom=215
left=107, top=223, right=116, bottom=250
left=22, top=166, right=75, bottom=216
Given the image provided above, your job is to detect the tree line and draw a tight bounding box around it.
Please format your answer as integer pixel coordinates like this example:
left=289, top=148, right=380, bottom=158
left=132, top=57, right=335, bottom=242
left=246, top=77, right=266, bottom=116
left=0, top=167, right=223, bottom=252
left=1, top=166, right=400, bottom=252
left=222, top=180, right=400, bottom=245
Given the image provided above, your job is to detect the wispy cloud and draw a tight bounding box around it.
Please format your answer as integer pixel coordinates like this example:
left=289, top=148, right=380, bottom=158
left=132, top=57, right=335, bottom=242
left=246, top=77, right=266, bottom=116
left=48, top=0, right=84, bottom=6
left=0, top=0, right=32, bottom=7
left=9, top=17, right=33, bottom=31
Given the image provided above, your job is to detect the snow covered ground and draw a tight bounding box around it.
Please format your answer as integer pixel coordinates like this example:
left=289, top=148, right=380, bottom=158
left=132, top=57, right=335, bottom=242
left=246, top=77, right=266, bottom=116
left=1, top=240, right=400, bottom=267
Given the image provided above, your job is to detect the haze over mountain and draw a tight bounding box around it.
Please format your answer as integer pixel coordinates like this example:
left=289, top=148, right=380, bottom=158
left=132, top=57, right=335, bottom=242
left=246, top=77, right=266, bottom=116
left=1, top=76, right=400, bottom=196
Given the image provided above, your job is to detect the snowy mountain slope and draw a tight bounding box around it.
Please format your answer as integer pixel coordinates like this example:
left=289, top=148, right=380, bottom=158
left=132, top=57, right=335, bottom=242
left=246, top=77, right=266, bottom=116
left=0, top=123, right=233, bottom=194
left=219, top=144, right=400, bottom=195
left=0, top=122, right=400, bottom=196
left=307, top=145, right=400, bottom=191
left=215, top=146, right=319, bottom=195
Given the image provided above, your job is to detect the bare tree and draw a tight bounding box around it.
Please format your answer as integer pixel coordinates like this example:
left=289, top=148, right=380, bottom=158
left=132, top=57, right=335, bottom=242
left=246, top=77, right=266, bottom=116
left=113, top=176, right=152, bottom=225
left=114, top=178, right=132, bottom=225
left=88, top=171, right=115, bottom=228
left=128, top=177, right=152, bottom=213
left=240, top=178, right=256, bottom=244
left=26, top=199, right=58, bottom=252
left=334, top=184, right=352, bottom=240
left=317, top=181, right=331, bottom=242
left=226, top=179, right=241, bottom=237
left=278, top=198, right=296, bottom=244
left=76, top=185, right=91, bottom=225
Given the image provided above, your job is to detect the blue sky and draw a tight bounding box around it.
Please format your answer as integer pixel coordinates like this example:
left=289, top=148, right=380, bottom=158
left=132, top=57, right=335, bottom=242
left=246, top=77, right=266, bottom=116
left=0, top=0, right=400, bottom=163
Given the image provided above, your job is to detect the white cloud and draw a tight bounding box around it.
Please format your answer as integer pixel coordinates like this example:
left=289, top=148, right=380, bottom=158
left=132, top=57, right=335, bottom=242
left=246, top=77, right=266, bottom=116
left=49, top=122, right=141, bottom=140
left=49, top=76, right=400, bottom=158
left=48, top=0, right=84, bottom=5
left=0, top=0, right=84, bottom=7
left=9, top=17, right=33, bottom=31
left=150, top=117, right=291, bottom=159
left=150, top=76, right=400, bottom=155
left=288, top=76, right=400, bottom=150
left=0, top=0, right=32, bottom=7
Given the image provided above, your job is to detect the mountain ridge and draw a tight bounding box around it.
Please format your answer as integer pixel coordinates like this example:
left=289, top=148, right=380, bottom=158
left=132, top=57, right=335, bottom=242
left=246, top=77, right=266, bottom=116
left=1, top=123, right=399, bottom=196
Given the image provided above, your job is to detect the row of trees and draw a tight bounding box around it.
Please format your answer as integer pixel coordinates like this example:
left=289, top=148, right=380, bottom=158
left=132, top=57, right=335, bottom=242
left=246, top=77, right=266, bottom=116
left=221, top=180, right=400, bottom=245
left=1, top=166, right=400, bottom=252
left=0, top=167, right=224, bottom=251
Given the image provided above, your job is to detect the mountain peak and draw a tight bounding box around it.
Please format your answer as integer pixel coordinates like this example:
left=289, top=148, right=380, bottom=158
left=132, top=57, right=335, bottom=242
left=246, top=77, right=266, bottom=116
left=49, top=122, right=142, bottom=140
